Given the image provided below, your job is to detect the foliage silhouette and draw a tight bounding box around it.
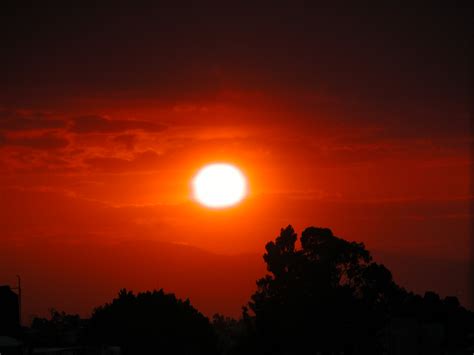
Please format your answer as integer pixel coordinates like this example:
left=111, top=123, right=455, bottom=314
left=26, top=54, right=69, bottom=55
left=243, top=225, right=474, bottom=354
left=30, top=309, right=83, bottom=347
left=21, top=225, right=474, bottom=354
left=87, top=288, right=218, bottom=355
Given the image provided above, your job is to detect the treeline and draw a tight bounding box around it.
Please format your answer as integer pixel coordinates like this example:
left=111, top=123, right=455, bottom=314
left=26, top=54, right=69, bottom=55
left=29, top=226, right=474, bottom=354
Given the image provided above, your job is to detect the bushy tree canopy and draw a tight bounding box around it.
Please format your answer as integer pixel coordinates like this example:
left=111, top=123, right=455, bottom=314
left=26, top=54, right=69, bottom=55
left=88, top=289, right=218, bottom=355
left=247, top=225, right=473, bottom=354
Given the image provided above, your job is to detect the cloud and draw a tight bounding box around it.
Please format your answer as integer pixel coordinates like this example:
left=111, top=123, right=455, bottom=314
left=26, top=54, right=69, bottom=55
left=0, top=109, right=66, bottom=131
left=84, top=150, right=162, bottom=172
left=112, top=134, right=137, bottom=150
left=70, top=115, right=166, bottom=134
left=0, top=133, right=69, bottom=150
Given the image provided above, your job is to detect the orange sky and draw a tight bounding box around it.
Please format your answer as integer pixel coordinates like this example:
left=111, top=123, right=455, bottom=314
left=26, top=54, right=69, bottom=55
left=0, top=4, right=472, bottom=321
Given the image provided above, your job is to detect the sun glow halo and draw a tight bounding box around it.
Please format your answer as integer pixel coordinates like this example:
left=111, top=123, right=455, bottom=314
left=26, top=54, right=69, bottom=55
left=192, top=163, right=247, bottom=208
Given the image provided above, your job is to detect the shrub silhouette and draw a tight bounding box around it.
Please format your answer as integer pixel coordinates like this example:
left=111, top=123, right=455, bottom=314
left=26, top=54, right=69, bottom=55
left=87, top=288, right=218, bottom=355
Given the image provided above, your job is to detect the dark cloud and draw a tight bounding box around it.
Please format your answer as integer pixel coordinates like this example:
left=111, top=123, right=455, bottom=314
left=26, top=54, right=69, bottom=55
left=112, top=133, right=137, bottom=150
left=84, top=150, right=162, bottom=172
left=0, top=133, right=69, bottom=150
left=70, top=116, right=166, bottom=134
left=0, top=110, right=66, bottom=131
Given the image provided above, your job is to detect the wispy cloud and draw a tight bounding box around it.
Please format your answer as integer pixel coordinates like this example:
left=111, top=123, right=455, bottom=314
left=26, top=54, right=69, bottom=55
left=70, top=115, right=166, bottom=134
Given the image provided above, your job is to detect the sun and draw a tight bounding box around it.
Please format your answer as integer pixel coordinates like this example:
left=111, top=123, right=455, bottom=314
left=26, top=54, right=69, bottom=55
left=192, top=163, right=248, bottom=208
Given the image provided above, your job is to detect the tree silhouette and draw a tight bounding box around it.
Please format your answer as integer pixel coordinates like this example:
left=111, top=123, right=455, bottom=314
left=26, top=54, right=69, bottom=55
left=246, top=225, right=474, bottom=354
left=87, top=289, right=218, bottom=355
left=30, top=309, right=83, bottom=347
left=22, top=226, right=474, bottom=354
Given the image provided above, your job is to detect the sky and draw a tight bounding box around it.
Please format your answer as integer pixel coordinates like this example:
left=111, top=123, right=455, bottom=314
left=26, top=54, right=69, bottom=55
left=0, top=4, right=472, bottom=321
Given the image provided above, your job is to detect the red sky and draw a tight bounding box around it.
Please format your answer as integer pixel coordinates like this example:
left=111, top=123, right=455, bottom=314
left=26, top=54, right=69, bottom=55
left=0, top=4, right=472, bottom=321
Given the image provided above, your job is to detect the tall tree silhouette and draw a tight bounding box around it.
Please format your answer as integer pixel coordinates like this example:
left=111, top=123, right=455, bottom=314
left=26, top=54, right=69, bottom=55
left=247, top=225, right=456, bottom=354
left=87, top=289, right=218, bottom=355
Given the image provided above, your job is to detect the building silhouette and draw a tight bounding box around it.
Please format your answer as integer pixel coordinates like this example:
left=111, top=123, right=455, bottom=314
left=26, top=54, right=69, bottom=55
left=0, top=285, right=20, bottom=336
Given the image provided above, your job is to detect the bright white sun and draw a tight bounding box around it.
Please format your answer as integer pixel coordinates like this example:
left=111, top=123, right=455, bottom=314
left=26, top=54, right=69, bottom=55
left=192, top=163, right=247, bottom=208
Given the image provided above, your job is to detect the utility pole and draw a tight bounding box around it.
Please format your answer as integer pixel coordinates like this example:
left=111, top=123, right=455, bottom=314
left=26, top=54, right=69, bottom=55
left=17, top=275, right=21, bottom=327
